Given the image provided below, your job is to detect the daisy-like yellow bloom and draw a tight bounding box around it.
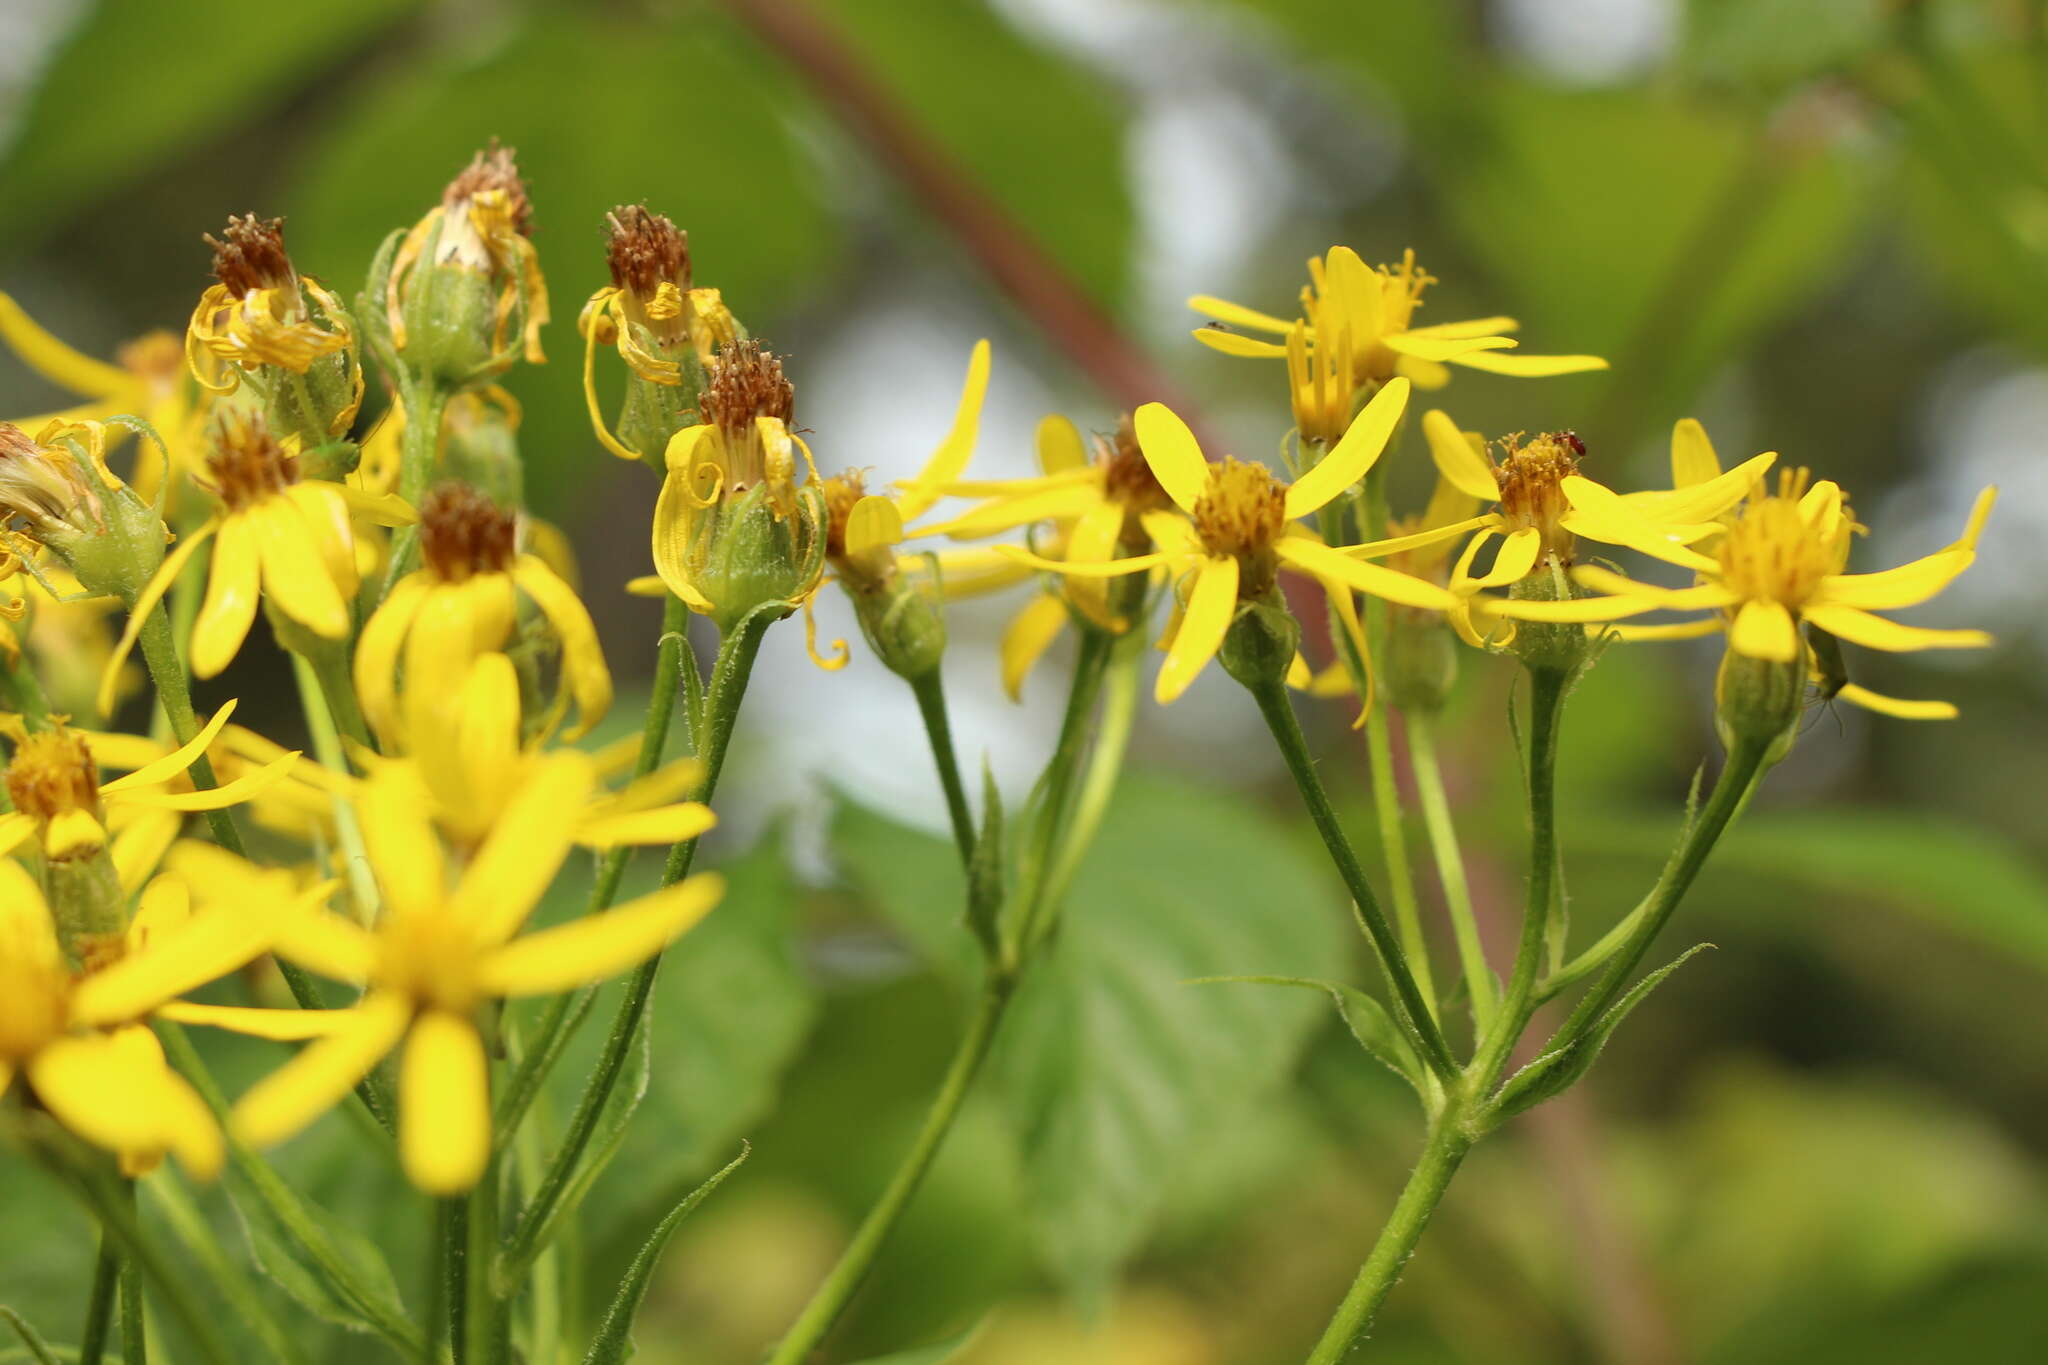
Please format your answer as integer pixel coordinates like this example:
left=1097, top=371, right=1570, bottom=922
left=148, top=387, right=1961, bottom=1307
left=911, top=411, right=1171, bottom=699
left=999, top=381, right=1456, bottom=703
left=355, top=481, right=608, bottom=746
left=0, top=864, right=254, bottom=1179
left=385, top=143, right=549, bottom=377
left=377, top=652, right=713, bottom=854
left=1486, top=469, right=1998, bottom=718
left=189, top=756, right=723, bottom=1193
left=0, top=705, right=299, bottom=893
left=186, top=215, right=363, bottom=439
left=0, top=293, right=200, bottom=506
left=100, top=412, right=415, bottom=711
left=1191, top=247, right=1606, bottom=390
left=581, top=204, right=739, bottom=463
left=650, top=340, right=826, bottom=624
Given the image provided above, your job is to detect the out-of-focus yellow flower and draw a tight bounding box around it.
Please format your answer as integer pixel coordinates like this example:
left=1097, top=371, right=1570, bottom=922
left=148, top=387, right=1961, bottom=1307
left=1488, top=470, right=1997, bottom=718
left=100, top=413, right=414, bottom=709
left=78, top=713, right=340, bottom=856
left=355, top=481, right=608, bottom=746
left=999, top=382, right=1455, bottom=703
left=188, top=756, right=723, bottom=1193
left=373, top=652, right=713, bottom=854
left=0, top=859, right=307, bottom=1179
left=1191, top=247, right=1606, bottom=390
left=581, top=204, right=737, bottom=463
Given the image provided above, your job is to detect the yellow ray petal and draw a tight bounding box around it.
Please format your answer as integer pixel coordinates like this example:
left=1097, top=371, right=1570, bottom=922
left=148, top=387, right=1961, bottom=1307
left=1059, top=498, right=1126, bottom=626
left=357, top=775, right=444, bottom=920
left=513, top=556, right=612, bottom=739
left=994, top=544, right=1171, bottom=579
left=845, top=495, right=906, bottom=554
left=1609, top=619, right=1723, bottom=641
left=475, top=873, right=725, bottom=997
left=1401, top=315, right=1518, bottom=340
left=0, top=292, right=133, bottom=397
left=233, top=992, right=411, bottom=1149
left=190, top=515, right=261, bottom=679
left=112, top=750, right=300, bottom=812
left=1468, top=526, right=1542, bottom=590
left=1802, top=604, right=1992, bottom=653
left=1155, top=556, right=1237, bottom=704
left=1036, top=413, right=1088, bottom=475
left=1187, top=294, right=1293, bottom=335
left=1285, top=377, right=1410, bottom=519
left=920, top=484, right=1098, bottom=541
left=158, top=1000, right=358, bottom=1040
left=270, top=908, right=379, bottom=984
left=70, top=908, right=270, bottom=1026
left=1000, top=593, right=1070, bottom=703
left=1131, top=403, right=1209, bottom=513
left=1669, top=417, right=1722, bottom=487
left=354, top=572, right=429, bottom=746
left=1383, top=333, right=1517, bottom=362
left=1322, top=247, right=1382, bottom=340
left=1277, top=535, right=1456, bottom=611
left=453, top=753, right=594, bottom=942
left=399, top=1012, right=491, bottom=1194
left=1625, top=451, right=1776, bottom=525
left=1729, top=599, right=1798, bottom=662
left=1421, top=409, right=1499, bottom=502
left=158, top=1065, right=226, bottom=1181
left=896, top=339, right=992, bottom=519
left=1818, top=550, right=1973, bottom=611
left=254, top=498, right=350, bottom=639
left=1189, top=327, right=1287, bottom=359
left=99, top=700, right=239, bottom=795
left=1835, top=683, right=1958, bottom=720
left=575, top=802, right=717, bottom=850
left=1343, top=516, right=1493, bottom=562
left=28, top=1032, right=171, bottom=1155
left=1448, top=350, right=1608, bottom=377
left=1574, top=564, right=1733, bottom=608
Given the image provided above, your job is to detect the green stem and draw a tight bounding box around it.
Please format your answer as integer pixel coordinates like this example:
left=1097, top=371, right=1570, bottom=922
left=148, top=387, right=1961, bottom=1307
left=289, top=653, right=380, bottom=922
left=1246, top=674, right=1458, bottom=1082
left=145, top=1168, right=309, bottom=1365
left=496, top=608, right=768, bottom=1287
left=491, top=596, right=693, bottom=1154
left=1541, top=741, right=1770, bottom=1059
left=1009, top=627, right=1112, bottom=964
left=1406, top=711, right=1495, bottom=1033
left=1039, top=633, right=1140, bottom=914
left=907, top=667, right=975, bottom=867
left=76, top=1226, right=117, bottom=1365
left=429, top=1199, right=459, bottom=1365
left=763, top=978, right=1010, bottom=1365
left=55, top=1161, right=234, bottom=1365
left=1303, top=1114, right=1471, bottom=1364
left=117, top=1207, right=145, bottom=1365
left=380, top=382, right=449, bottom=602
left=1471, top=667, right=1568, bottom=1091
left=299, top=641, right=374, bottom=757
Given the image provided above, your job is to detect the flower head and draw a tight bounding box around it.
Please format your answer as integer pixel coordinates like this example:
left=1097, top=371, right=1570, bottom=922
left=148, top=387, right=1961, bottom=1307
left=190, top=754, right=723, bottom=1193
left=1192, top=247, right=1606, bottom=391
left=356, top=480, right=610, bottom=745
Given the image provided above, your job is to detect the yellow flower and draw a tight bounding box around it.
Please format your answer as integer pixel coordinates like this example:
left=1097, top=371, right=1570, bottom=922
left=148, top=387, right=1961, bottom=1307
left=0, top=703, right=298, bottom=878
left=100, top=413, right=415, bottom=711
left=186, top=215, right=363, bottom=439
left=649, top=340, right=826, bottom=624
left=910, top=409, right=1172, bottom=699
left=371, top=652, right=713, bottom=854
left=1191, top=247, right=1606, bottom=389
left=355, top=482, right=609, bottom=746
left=1360, top=412, right=1777, bottom=646
left=188, top=755, right=723, bottom=1193
left=999, top=381, right=1455, bottom=702
left=385, top=144, right=549, bottom=377
left=581, top=204, right=738, bottom=462
left=0, top=292, right=201, bottom=507
left=1487, top=469, right=1998, bottom=718
left=0, top=859, right=308, bottom=1180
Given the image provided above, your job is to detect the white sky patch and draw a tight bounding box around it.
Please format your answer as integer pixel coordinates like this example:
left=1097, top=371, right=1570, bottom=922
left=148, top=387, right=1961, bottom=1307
left=1493, top=0, right=1679, bottom=86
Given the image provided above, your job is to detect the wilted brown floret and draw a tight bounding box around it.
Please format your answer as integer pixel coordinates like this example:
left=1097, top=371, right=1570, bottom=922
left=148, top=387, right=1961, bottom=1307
left=605, top=205, right=690, bottom=297
left=698, top=341, right=794, bottom=441
left=419, top=482, right=518, bottom=582
left=205, top=214, right=295, bottom=298
left=443, top=141, right=534, bottom=238
left=202, top=411, right=297, bottom=511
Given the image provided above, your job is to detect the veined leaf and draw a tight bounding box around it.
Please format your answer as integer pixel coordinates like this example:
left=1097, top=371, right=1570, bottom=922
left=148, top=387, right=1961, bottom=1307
left=581, top=1145, right=748, bottom=1365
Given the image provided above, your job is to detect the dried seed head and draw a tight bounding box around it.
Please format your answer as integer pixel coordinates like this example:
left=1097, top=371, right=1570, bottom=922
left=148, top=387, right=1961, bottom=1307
left=205, top=214, right=296, bottom=298
left=202, top=411, right=297, bottom=511
left=698, top=340, right=794, bottom=443
left=419, top=482, right=517, bottom=583
left=443, top=141, right=535, bottom=238
left=605, top=205, right=690, bottom=298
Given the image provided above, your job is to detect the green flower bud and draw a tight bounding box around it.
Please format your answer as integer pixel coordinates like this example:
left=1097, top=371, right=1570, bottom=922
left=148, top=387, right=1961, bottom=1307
left=1507, top=554, right=1593, bottom=675
left=1219, top=594, right=1301, bottom=691
left=0, top=422, right=166, bottom=609
left=693, top=481, right=828, bottom=638
left=1713, top=644, right=1802, bottom=763
left=845, top=556, right=948, bottom=682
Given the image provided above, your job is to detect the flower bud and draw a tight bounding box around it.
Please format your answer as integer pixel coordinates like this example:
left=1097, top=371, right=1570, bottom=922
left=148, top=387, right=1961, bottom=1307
left=1506, top=554, right=1592, bottom=675
left=1713, top=645, right=1802, bottom=763
left=0, top=422, right=167, bottom=607
left=823, top=472, right=946, bottom=679
left=1218, top=595, right=1300, bottom=691
left=441, top=387, right=525, bottom=508
left=191, top=215, right=363, bottom=446
left=4, top=725, right=124, bottom=964
left=377, top=143, right=549, bottom=391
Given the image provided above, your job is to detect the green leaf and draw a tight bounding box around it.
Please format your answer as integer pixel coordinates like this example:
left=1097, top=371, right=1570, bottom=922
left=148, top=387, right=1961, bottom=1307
left=581, top=1145, right=748, bottom=1365
left=0, top=0, right=419, bottom=255
left=284, top=9, right=832, bottom=514
left=233, top=1189, right=412, bottom=1351
left=1681, top=0, right=1890, bottom=91
left=144, top=1171, right=309, bottom=1365
left=1189, top=975, right=1424, bottom=1099
left=808, top=0, right=1132, bottom=306
left=988, top=776, right=1347, bottom=1299
left=835, top=795, right=983, bottom=984
left=1494, top=944, right=1713, bottom=1121
left=0, top=1308, right=61, bottom=1365
left=844, top=1321, right=983, bottom=1365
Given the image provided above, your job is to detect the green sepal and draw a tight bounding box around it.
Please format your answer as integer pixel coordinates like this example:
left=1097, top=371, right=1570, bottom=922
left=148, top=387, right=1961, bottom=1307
left=581, top=1145, right=749, bottom=1365
left=1189, top=975, right=1427, bottom=1105
left=966, top=760, right=1005, bottom=960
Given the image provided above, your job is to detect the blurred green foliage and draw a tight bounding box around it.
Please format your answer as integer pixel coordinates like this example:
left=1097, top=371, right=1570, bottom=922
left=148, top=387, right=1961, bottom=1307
left=4, top=0, right=2048, bottom=1362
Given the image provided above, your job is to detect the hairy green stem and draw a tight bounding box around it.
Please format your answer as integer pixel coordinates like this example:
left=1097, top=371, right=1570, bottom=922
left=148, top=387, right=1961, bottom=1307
left=117, top=1210, right=145, bottom=1365
left=379, top=382, right=449, bottom=601
left=763, top=979, right=1010, bottom=1365
left=1039, top=633, right=1140, bottom=915
left=1406, top=711, right=1496, bottom=1033
left=496, top=607, right=768, bottom=1286
left=289, top=653, right=381, bottom=922
left=56, top=1161, right=233, bottom=1365
left=1471, top=667, right=1568, bottom=1091
left=1303, top=1114, right=1471, bottom=1364
left=907, top=667, right=975, bottom=867
left=76, top=1224, right=118, bottom=1365
left=1009, top=626, right=1112, bottom=964
left=1247, top=674, right=1458, bottom=1081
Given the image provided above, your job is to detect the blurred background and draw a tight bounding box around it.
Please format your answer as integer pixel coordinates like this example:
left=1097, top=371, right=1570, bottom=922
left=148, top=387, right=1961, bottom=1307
left=4, top=0, right=2047, bottom=1361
